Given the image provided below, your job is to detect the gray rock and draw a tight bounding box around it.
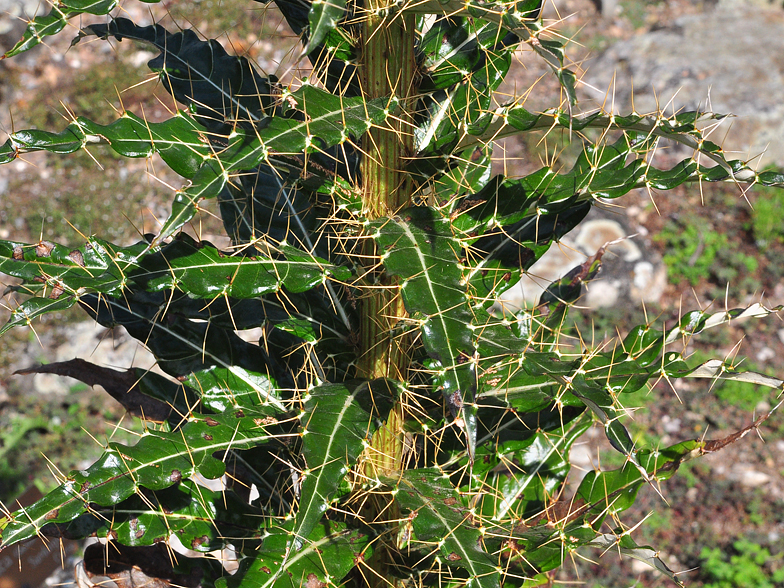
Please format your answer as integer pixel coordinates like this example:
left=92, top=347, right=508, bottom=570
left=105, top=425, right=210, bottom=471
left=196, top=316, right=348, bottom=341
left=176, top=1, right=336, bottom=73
left=731, top=466, right=772, bottom=487
left=662, top=415, right=682, bottom=434
left=581, top=6, right=784, bottom=165
left=29, top=321, right=158, bottom=396
left=0, top=0, right=42, bottom=38
left=499, top=207, right=666, bottom=310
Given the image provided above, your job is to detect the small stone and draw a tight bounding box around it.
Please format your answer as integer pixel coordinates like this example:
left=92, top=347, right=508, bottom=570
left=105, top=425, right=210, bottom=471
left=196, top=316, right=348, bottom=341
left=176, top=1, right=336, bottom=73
left=584, top=279, right=620, bottom=308
left=630, top=261, right=667, bottom=304
left=732, top=467, right=771, bottom=488
left=631, top=558, right=652, bottom=575
left=33, top=373, right=70, bottom=396
left=756, top=400, right=771, bottom=414
left=128, top=50, right=157, bottom=69
left=574, top=219, right=642, bottom=262
left=757, top=347, right=776, bottom=363
left=570, top=444, right=594, bottom=469
left=662, top=416, right=681, bottom=434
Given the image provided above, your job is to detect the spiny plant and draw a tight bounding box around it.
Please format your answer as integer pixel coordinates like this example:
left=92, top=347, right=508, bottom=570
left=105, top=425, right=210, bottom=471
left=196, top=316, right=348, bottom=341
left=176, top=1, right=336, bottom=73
left=0, top=0, right=783, bottom=586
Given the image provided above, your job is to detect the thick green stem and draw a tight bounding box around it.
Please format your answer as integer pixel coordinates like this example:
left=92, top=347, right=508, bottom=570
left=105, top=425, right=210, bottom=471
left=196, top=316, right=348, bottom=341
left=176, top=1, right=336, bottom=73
left=358, top=5, right=417, bottom=586
left=360, top=9, right=416, bottom=217
left=358, top=1, right=416, bottom=447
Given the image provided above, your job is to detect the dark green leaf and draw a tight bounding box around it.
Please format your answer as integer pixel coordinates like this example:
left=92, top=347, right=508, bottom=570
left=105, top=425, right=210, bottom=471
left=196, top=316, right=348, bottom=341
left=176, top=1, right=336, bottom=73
left=471, top=412, right=591, bottom=522
left=3, top=0, right=120, bottom=57
left=293, top=379, right=397, bottom=548
left=0, top=408, right=282, bottom=550
left=155, top=85, right=392, bottom=243
left=65, top=480, right=263, bottom=550
left=373, top=208, right=479, bottom=459
left=80, top=291, right=285, bottom=401
left=220, top=520, right=370, bottom=588
left=406, top=0, right=575, bottom=105
left=133, top=233, right=351, bottom=298
left=0, top=112, right=209, bottom=178
left=588, top=533, right=684, bottom=587
left=80, top=18, right=274, bottom=125
left=306, top=0, right=347, bottom=51
left=0, top=295, right=79, bottom=336
left=392, top=468, right=500, bottom=588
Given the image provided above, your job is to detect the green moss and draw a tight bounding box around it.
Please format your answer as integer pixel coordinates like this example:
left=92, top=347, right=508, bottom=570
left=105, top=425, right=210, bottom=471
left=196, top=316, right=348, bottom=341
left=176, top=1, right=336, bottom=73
left=698, top=539, right=784, bottom=588
left=657, top=220, right=727, bottom=286
left=750, top=181, right=784, bottom=246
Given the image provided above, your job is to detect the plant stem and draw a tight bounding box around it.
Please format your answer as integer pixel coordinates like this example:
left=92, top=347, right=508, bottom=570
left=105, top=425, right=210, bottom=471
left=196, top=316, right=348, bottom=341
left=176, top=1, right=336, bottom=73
left=358, top=0, right=416, bottom=443
left=360, top=7, right=416, bottom=217
left=358, top=4, right=416, bottom=585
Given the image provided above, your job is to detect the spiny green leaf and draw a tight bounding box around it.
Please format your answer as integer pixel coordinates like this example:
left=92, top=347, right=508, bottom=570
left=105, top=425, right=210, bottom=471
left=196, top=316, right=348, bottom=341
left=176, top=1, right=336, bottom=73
left=477, top=302, right=784, bottom=473
left=663, top=302, right=783, bottom=343
left=575, top=412, right=781, bottom=535
left=589, top=533, right=684, bottom=587
left=416, top=58, right=506, bottom=156
left=0, top=237, right=142, bottom=296
left=220, top=520, right=371, bottom=588
left=259, top=0, right=358, bottom=94
left=0, top=408, right=284, bottom=550
left=294, top=379, right=397, bottom=548
left=478, top=303, right=784, bottom=405
left=0, top=111, right=209, bottom=178
left=64, top=480, right=263, bottom=550
left=471, top=412, right=591, bottom=523
left=80, top=291, right=283, bottom=400
left=684, top=359, right=784, bottom=390
left=372, top=208, right=479, bottom=459
left=415, top=16, right=517, bottom=157
left=450, top=180, right=594, bottom=305
left=2, top=0, right=121, bottom=58
left=431, top=145, right=494, bottom=203
left=418, top=17, right=519, bottom=93
left=79, top=17, right=274, bottom=125
left=476, top=439, right=707, bottom=576
left=488, top=520, right=598, bottom=575
left=569, top=374, right=644, bottom=478
left=186, top=367, right=285, bottom=413
left=443, top=128, right=761, bottom=304
left=576, top=440, right=700, bottom=518
left=0, top=233, right=349, bottom=318
left=406, top=0, right=575, bottom=105
left=156, top=85, right=393, bottom=243
left=218, top=165, right=321, bottom=248
left=306, top=0, right=347, bottom=52
left=392, top=468, right=500, bottom=588
left=452, top=137, right=641, bottom=238
left=133, top=233, right=351, bottom=298
left=0, top=294, right=81, bottom=336
left=455, top=105, right=779, bottom=186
